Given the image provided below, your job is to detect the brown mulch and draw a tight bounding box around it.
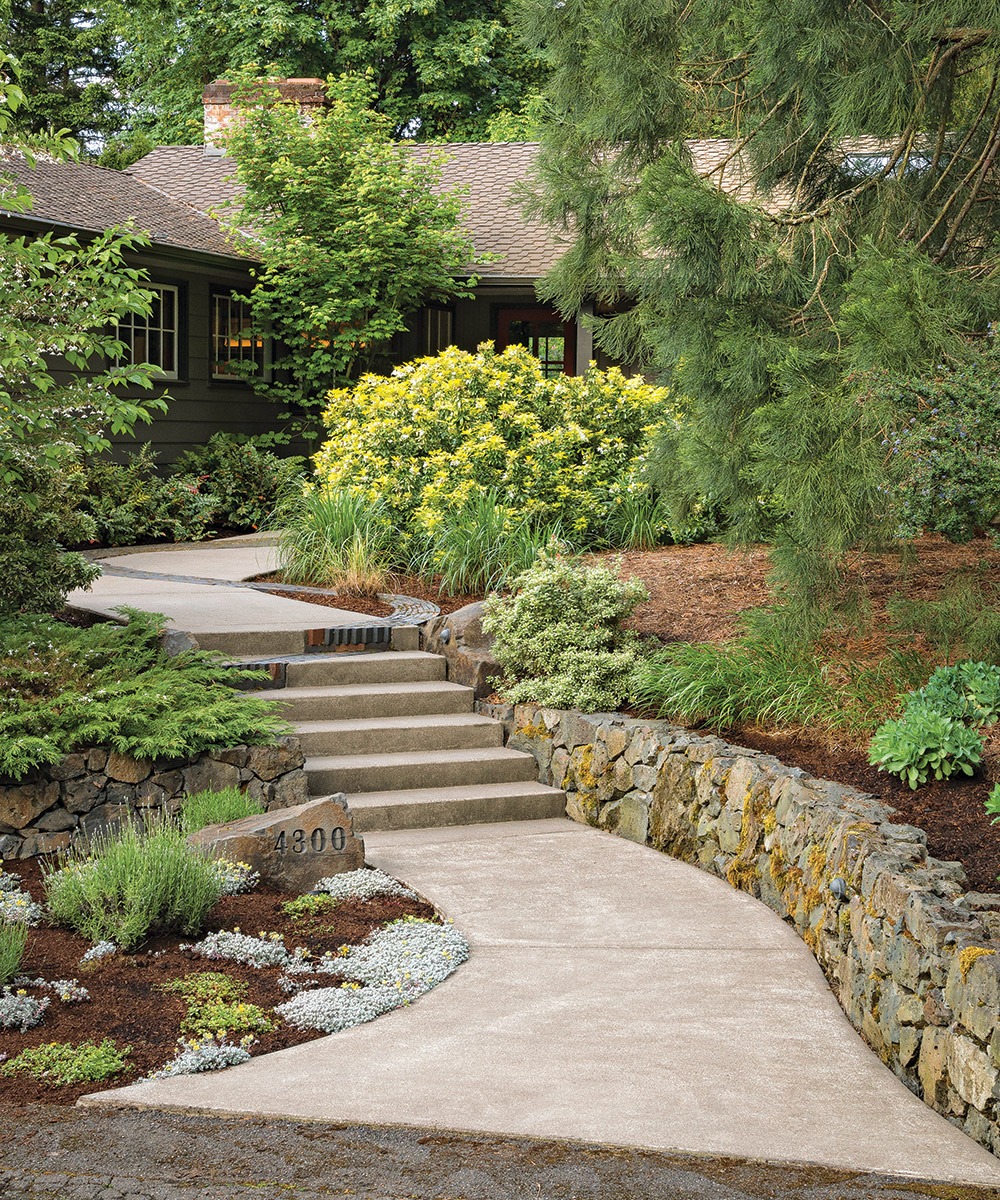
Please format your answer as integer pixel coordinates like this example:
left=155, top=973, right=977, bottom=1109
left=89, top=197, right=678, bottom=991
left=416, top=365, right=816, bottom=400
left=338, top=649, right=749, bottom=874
left=0, top=857, right=435, bottom=1106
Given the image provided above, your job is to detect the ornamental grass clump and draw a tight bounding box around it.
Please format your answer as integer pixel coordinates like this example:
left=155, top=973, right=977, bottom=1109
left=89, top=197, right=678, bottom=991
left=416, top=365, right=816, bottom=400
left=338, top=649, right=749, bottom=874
left=276, top=489, right=393, bottom=595
left=178, top=787, right=266, bottom=834
left=43, top=820, right=224, bottom=950
left=0, top=924, right=29, bottom=987
left=482, top=554, right=648, bottom=712
left=425, top=490, right=569, bottom=593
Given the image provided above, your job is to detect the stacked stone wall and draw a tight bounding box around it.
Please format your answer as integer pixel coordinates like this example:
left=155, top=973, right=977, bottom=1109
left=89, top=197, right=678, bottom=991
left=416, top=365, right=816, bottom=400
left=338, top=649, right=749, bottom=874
left=481, top=699, right=1000, bottom=1157
left=0, top=737, right=309, bottom=859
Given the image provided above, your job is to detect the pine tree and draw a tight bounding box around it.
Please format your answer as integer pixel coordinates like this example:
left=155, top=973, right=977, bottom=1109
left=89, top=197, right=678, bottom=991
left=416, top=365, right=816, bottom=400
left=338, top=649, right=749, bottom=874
left=519, top=0, right=1000, bottom=621
left=2, top=0, right=121, bottom=153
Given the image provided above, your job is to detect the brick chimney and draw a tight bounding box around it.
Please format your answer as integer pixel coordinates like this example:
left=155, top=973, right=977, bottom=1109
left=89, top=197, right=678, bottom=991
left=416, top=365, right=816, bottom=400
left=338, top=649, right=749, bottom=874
left=202, top=78, right=328, bottom=157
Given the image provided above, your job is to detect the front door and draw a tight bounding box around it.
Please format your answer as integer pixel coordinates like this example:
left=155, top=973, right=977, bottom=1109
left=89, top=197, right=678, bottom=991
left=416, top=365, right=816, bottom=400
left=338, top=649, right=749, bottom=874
left=496, top=307, right=576, bottom=377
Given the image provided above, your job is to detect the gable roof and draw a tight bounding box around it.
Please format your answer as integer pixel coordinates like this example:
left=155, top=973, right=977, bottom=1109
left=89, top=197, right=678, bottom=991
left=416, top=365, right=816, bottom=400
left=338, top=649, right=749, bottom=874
left=0, top=152, right=245, bottom=260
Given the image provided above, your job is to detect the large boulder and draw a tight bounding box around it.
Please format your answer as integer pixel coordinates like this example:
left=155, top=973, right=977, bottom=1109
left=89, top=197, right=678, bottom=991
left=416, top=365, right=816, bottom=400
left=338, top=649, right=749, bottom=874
left=424, top=601, right=500, bottom=699
left=188, top=793, right=364, bottom=893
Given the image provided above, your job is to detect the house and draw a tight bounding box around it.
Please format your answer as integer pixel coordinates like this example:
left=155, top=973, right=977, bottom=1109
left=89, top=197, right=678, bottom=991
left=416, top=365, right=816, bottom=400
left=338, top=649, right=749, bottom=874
left=6, top=79, right=867, bottom=460
left=0, top=150, right=270, bottom=462
left=0, top=79, right=594, bottom=461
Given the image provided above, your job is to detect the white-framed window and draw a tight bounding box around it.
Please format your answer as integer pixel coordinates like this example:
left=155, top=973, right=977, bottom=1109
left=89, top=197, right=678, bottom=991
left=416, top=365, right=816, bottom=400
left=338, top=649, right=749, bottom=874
left=118, top=284, right=179, bottom=380
left=211, top=291, right=269, bottom=380
left=421, top=306, right=454, bottom=355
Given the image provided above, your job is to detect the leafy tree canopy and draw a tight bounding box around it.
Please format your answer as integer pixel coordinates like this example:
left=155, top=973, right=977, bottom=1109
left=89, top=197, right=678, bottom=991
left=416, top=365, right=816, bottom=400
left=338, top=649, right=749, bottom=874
left=520, top=0, right=1000, bottom=620
left=220, top=73, right=480, bottom=441
left=0, top=51, right=164, bottom=488
left=107, top=0, right=547, bottom=145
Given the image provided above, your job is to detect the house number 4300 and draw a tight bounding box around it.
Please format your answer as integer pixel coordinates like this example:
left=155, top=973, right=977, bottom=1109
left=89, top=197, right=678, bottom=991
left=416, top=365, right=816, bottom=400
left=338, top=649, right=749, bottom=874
left=274, top=827, right=347, bottom=854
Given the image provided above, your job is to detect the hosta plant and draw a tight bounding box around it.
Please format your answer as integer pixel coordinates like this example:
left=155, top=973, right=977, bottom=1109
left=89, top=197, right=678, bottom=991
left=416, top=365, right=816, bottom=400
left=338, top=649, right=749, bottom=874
left=906, top=661, right=1000, bottom=727
left=868, top=702, right=985, bottom=789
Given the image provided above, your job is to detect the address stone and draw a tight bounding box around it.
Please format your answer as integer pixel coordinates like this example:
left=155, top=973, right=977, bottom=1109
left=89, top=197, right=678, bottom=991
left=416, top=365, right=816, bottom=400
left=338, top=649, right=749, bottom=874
left=188, top=794, right=364, bottom=893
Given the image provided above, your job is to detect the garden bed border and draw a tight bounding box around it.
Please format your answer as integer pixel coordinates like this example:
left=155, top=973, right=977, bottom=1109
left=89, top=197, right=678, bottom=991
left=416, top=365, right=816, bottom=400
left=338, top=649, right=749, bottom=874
left=480, top=698, right=1000, bottom=1158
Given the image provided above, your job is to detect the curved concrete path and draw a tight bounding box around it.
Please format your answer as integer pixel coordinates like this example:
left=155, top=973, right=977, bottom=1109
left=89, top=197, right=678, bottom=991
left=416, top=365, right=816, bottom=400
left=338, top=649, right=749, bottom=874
left=83, top=819, right=1000, bottom=1188
left=67, top=535, right=370, bottom=636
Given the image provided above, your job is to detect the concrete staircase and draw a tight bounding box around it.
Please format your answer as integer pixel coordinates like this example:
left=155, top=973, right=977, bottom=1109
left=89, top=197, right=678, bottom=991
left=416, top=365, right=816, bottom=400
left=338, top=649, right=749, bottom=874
left=270, top=649, right=565, bottom=833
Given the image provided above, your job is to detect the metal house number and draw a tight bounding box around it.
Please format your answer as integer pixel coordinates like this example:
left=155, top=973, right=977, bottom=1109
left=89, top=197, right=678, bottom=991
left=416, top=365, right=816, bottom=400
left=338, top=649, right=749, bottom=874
left=274, top=827, right=347, bottom=854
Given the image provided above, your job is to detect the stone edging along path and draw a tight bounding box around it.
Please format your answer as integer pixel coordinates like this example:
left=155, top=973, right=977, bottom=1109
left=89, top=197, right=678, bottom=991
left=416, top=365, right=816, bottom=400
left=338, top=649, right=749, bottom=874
left=94, top=558, right=440, bottom=628
left=478, top=699, right=1000, bottom=1159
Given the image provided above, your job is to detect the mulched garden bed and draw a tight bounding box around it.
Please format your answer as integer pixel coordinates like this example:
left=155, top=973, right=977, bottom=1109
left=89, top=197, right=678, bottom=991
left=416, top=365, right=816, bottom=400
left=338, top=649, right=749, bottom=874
left=252, top=571, right=482, bottom=617
left=596, top=535, right=1000, bottom=894
left=715, top=723, right=1000, bottom=893
left=0, top=857, right=435, bottom=1106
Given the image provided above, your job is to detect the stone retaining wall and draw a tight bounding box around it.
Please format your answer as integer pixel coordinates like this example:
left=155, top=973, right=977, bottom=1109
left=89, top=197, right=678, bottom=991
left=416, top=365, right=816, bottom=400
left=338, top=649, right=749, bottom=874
left=481, top=699, right=1000, bottom=1157
left=0, top=738, right=309, bottom=860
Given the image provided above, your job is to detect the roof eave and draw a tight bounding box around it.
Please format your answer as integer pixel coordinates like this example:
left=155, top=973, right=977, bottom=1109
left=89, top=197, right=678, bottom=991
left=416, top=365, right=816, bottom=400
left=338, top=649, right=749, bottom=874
left=0, top=209, right=255, bottom=269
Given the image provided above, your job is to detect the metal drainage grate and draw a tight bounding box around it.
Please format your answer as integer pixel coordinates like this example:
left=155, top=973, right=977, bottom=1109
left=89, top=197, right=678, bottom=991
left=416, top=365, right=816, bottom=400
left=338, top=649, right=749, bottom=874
left=307, top=625, right=392, bottom=648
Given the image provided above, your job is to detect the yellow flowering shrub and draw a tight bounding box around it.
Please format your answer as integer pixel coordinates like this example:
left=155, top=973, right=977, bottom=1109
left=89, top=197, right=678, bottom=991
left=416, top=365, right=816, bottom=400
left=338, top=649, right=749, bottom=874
left=313, top=343, right=669, bottom=544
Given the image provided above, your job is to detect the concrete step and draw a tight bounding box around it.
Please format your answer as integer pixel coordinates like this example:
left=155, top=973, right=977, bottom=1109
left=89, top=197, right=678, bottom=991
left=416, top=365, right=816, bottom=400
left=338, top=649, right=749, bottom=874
left=285, top=651, right=445, bottom=689
left=306, top=747, right=539, bottom=794
left=292, top=713, right=503, bottom=756
left=271, top=680, right=475, bottom=721
left=342, top=781, right=567, bottom=832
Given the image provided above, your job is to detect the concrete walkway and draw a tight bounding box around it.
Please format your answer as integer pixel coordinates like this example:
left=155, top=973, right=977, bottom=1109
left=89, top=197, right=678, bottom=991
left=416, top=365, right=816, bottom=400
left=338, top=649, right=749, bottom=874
left=83, top=820, right=1000, bottom=1188
left=68, top=536, right=368, bottom=637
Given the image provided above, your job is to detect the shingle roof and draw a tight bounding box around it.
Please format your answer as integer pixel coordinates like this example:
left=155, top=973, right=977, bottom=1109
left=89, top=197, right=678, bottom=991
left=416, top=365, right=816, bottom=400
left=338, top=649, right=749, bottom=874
left=417, top=142, right=565, bottom=278
left=130, top=141, right=563, bottom=278
left=0, top=152, right=244, bottom=260
left=129, top=145, right=243, bottom=217
left=3, top=137, right=906, bottom=272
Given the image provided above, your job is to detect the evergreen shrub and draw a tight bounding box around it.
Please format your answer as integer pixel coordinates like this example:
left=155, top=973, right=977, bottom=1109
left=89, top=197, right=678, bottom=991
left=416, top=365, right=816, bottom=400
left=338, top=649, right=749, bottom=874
left=312, top=344, right=675, bottom=553
left=867, top=348, right=1000, bottom=544
left=0, top=453, right=98, bottom=616
left=0, top=608, right=289, bottom=781
left=482, top=554, right=647, bottom=711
